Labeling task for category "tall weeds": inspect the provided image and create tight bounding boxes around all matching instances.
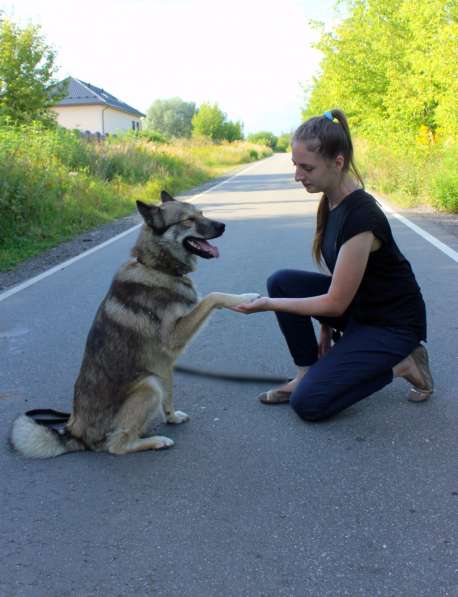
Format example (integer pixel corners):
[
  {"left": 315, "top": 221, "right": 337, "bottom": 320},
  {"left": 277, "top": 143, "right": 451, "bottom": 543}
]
[{"left": 355, "top": 138, "right": 458, "bottom": 212}]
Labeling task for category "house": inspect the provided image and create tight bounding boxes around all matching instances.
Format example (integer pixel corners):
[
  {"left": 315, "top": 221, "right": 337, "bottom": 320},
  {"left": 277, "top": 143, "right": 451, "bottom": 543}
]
[{"left": 51, "top": 77, "right": 145, "bottom": 135}]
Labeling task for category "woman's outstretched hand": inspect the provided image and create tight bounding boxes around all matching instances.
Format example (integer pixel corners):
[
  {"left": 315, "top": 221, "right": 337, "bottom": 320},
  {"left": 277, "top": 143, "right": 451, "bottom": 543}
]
[{"left": 229, "top": 296, "right": 272, "bottom": 314}]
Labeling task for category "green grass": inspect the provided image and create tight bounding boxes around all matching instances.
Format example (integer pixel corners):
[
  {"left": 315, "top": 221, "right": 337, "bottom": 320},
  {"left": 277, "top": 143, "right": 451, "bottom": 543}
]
[
  {"left": 0, "top": 125, "right": 272, "bottom": 271},
  {"left": 355, "top": 138, "right": 458, "bottom": 212}
]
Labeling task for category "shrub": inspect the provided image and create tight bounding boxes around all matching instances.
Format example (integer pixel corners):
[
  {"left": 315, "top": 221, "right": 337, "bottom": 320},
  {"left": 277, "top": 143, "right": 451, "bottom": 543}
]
[
  {"left": 428, "top": 145, "right": 458, "bottom": 212},
  {"left": 275, "top": 133, "right": 291, "bottom": 153},
  {"left": 247, "top": 131, "right": 278, "bottom": 149}
]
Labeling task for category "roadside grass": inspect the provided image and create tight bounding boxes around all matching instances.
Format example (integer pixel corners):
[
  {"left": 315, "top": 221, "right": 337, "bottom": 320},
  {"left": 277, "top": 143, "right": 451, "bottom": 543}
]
[
  {"left": 0, "top": 125, "right": 272, "bottom": 271},
  {"left": 356, "top": 138, "right": 458, "bottom": 212}
]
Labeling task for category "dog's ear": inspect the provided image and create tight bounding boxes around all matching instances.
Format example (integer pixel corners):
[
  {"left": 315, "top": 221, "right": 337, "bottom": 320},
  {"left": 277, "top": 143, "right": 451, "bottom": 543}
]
[
  {"left": 136, "top": 200, "right": 166, "bottom": 233},
  {"left": 161, "top": 190, "right": 175, "bottom": 203},
  {"left": 136, "top": 200, "right": 153, "bottom": 221}
]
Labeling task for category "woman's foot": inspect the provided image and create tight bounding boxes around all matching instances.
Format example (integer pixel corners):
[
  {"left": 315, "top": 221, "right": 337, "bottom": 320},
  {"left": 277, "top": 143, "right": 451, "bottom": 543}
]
[
  {"left": 393, "top": 345, "right": 434, "bottom": 402},
  {"left": 257, "top": 367, "right": 309, "bottom": 404}
]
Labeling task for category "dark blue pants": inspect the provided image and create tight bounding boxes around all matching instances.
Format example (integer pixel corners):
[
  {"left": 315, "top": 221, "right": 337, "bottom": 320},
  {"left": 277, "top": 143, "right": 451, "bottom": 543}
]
[{"left": 267, "top": 269, "right": 420, "bottom": 421}]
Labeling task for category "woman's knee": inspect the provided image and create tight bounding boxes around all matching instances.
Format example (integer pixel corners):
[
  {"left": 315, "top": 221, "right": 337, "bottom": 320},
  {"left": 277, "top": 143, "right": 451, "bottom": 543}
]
[
  {"left": 266, "top": 269, "right": 331, "bottom": 299},
  {"left": 289, "top": 389, "right": 331, "bottom": 422},
  {"left": 266, "top": 269, "right": 291, "bottom": 297}
]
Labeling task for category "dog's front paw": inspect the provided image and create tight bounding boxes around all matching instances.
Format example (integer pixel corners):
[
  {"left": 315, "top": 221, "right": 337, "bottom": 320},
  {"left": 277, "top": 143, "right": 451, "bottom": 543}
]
[
  {"left": 166, "top": 410, "right": 190, "bottom": 424},
  {"left": 225, "top": 293, "right": 261, "bottom": 308},
  {"left": 238, "top": 293, "right": 261, "bottom": 304}
]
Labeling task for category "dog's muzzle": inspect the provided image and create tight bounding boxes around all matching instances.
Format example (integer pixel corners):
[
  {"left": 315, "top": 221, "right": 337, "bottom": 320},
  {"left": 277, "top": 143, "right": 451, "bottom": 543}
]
[{"left": 183, "top": 222, "right": 225, "bottom": 259}]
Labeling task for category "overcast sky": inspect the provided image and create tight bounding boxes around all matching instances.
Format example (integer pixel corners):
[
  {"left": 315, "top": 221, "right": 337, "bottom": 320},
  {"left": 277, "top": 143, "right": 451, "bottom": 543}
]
[{"left": 4, "top": 0, "right": 340, "bottom": 135}]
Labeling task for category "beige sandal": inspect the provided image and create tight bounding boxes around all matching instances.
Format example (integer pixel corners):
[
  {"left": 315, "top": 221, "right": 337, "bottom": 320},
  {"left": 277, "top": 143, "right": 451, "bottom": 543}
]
[
  {"left": 257, "top": 389, "right": 291, "bottom": 404},
  {"left": 405, "top": 344, "right": 434, "bottom": 402}
]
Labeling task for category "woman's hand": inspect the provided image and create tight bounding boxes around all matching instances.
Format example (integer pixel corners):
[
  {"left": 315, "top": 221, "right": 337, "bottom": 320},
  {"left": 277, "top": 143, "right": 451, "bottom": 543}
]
[
  {"left": 318, "top": 324, "right": 332, "bottom": 358},
  {"left": 229, "top": 296, "right": 272, "bottom": 314}
]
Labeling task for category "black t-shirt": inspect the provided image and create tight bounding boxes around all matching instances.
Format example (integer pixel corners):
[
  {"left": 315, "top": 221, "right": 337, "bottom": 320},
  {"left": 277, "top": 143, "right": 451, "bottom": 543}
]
[{"left": 321, "top": 189, "right": 426, "bottom": 341}]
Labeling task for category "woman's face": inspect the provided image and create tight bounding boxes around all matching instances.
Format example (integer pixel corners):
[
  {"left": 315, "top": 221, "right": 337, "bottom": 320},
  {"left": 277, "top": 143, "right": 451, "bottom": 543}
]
[{"left": 292, "top": 140, "right": 343, "bottom": 194}]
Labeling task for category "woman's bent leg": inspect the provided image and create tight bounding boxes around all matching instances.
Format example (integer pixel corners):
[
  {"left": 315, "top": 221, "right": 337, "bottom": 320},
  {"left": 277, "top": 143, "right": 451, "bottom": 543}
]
[
  {"left": 289, "top": 322, "right": 419, "bottom": 421},
  {"left": 267, "top": 269, "right": 344, "bottom": 366}
]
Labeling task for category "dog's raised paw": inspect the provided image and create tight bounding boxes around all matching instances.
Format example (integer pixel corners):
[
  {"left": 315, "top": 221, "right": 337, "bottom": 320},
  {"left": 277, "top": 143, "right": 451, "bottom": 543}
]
[
  {"left": 227, "top": 293, "right": 261, "bottom": 307},
  {"left": 239, "top": 293, "right": 261, "bottom": 303},
  {"left": 166, "top": 410, "right": 190, "bottom": 424}
]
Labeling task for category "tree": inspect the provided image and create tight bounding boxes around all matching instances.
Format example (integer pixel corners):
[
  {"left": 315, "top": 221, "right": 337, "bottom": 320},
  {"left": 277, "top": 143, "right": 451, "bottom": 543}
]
[
  {"left": 144, "top": 97, "right": 196, "bottom": 138},
  {"left": 247, "top": 131, "right": 278, "bottom": 149},
  {"left": 192, "top": 102, "right": 244, "bottom": 142},
  {"left": 276, "top": 133, "right": 291, "bottom": 152},
  {"left": 192, "top": 102, "right": 227, "bottom": 141},
  {"left": 303, "top": 0, "right": 458, "bottom": 144},
  {"left": 222, "top": 119, "right": 244, "bottom": 142},
  {"left": 0, "top": 17, "right": 63, "bottom": 126}
]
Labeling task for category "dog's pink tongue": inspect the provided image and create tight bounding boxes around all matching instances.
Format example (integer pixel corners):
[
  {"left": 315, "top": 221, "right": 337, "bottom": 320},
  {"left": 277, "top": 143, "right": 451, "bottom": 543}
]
[{"left": 199, "top": 240, "right": 219, "bottom": 258}]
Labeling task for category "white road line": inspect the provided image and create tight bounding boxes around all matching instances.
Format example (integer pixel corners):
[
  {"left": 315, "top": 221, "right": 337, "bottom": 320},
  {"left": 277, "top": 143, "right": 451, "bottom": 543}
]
[
  {"left": 0, "top": 158, "right": 267, "bottom": 303},
  {"left": 377, "top": 199, "right": 458, "bottom": 263}
]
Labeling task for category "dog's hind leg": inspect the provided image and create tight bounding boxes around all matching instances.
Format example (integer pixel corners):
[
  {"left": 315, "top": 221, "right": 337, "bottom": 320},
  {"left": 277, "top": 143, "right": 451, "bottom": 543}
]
[
  {"left": 106, "top": 376, "right": 174, "bottom": 455},
  {"left": 163, "top": 369, "right": 189, "bottom": 425}
]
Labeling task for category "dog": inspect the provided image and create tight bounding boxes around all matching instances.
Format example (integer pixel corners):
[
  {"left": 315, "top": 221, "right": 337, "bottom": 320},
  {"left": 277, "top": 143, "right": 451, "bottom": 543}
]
[{"left": 10, "top": 190, "right": 259, "bottom": 458}]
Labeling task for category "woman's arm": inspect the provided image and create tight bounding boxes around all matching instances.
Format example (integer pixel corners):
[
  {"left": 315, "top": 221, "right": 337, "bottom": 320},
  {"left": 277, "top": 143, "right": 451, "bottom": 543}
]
[{"left": 233, "top": 232, "right": 376, "bottom": 316}]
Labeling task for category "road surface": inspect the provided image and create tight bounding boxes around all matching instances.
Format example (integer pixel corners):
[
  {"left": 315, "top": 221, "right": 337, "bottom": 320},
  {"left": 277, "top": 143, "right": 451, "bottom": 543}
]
[{"left": 1, "top": 154, "right": 457, "bottom": 597}]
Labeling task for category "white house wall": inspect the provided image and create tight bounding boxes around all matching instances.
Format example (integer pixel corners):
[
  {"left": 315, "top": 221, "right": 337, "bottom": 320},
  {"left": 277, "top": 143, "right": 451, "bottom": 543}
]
[
  {"left": 51, "top": 105, "right": 142, "bottom": 134},
  {"left": 51, "top": 105, "right": 103, "bottom": 133},
  {"left": 103, "top": 108, "right": 141, "bottom": 134}
]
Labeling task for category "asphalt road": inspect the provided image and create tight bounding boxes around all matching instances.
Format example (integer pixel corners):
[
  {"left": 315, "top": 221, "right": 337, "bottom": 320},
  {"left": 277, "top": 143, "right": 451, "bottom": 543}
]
[{"left": 1, "top": 154, "right": 457, "bottom": 597}]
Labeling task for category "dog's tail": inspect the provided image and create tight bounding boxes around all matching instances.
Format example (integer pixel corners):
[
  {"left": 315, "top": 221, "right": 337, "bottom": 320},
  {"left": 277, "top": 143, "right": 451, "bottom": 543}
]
[{"left": 10, "top": 414, "right": 86, "bottom": 459}]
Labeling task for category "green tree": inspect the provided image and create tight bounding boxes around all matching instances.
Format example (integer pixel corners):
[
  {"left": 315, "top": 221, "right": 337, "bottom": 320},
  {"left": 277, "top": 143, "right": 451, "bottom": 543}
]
[
  {"left": 144, "top": 97, "right": 196, "bottom": 138},
  {"left": 0, "top": 17, "right": 63, "bottom": 126},
  {"left": 247, "top": 131, "right": 278, "bottom": 149},
  {"left": 222, "top": 119, "right": 244, "bottom": 142},
  {"left": 275, "top": 133, "right": 291, "bottom": 152},
  {"left": 303, "top": 0, "right": 458, "bottom": 144},
  {"left": 387, "top": 0, "right": 458, "bottom": 142},
  {"left": 192, "top": 102, "right": 227, "bottom": 141},
  {"left": 304, "top": 0, "right": 404, "bottom": 137}
]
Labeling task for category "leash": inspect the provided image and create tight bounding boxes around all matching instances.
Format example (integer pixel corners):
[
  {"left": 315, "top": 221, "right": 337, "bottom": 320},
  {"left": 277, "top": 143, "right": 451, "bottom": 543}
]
[
  {"left": 25, "top": 408, "right": 70, "bottom": 428},
  {"left": 174, "top": 364, "right": 289, "bottom": 384}
]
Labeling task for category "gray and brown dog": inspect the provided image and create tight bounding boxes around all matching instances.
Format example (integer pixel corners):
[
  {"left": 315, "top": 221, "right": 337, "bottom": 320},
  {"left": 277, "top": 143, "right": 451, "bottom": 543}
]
[{"left": 11, "top": 191, "right": 259, "bottom": 457}]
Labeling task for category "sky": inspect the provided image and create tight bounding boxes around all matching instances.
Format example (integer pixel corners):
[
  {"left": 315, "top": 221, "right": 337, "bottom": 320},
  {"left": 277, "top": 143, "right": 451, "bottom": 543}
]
[{"left": 4, "top": 0, "right": 340, "bottom": 135}]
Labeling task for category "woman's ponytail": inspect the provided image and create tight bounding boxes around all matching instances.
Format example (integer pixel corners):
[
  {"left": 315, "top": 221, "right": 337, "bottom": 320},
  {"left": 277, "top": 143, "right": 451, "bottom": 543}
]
[{"left": 293, "top": 108, "right": 364, "bottom": 266}]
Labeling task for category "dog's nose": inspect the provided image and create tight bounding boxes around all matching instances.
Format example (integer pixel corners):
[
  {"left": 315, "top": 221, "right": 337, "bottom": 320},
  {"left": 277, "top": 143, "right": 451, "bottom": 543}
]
[{"left": 215, "top": 222, "right": 225, "bottom": 234}]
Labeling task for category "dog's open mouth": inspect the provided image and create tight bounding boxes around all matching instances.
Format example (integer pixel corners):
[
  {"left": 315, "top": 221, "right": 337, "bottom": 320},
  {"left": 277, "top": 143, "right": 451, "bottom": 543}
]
[{"left": 183, "top": 237, "right": 220, "bottom": 259}]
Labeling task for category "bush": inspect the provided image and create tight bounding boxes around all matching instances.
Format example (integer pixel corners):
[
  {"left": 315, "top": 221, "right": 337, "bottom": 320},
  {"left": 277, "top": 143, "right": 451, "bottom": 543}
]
[
  {"left": 428, "top": 145, "right": 458, "bottom": 212},
  {"left": 275, "top": 133, "right": 291, "bottom": 153},
  {"left": 121, "top": 129, "right": 169, "bottom": 144},
  {"left": 355, "top": 137, "right": 458, "bottom": 211},
  {"left": 247, "top": 131, "right": 278, "bottom": 149}
]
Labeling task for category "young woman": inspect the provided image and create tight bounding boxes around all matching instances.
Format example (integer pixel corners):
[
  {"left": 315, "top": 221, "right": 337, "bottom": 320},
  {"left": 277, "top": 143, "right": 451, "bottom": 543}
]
[{"left": 232, "top": 109, "right": 433, "bottom": 421}]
